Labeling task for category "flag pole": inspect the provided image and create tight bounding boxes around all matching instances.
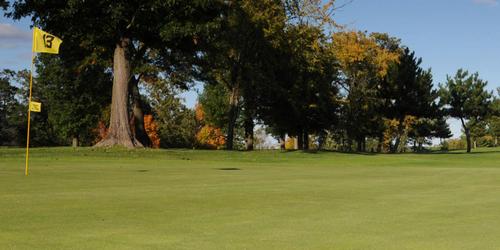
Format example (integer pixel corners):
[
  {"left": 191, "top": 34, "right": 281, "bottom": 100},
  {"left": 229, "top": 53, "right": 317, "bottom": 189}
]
[{"left": 25, "top": 30, "right": 35, "bottom": 176}]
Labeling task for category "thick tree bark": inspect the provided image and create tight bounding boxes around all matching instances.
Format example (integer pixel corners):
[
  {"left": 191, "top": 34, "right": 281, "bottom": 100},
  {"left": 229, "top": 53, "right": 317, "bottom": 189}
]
[
  {"left": 303, "top": 131, "right": 309, "bottom": 150},
  {"left": 460, "top": 118, "right": 472, "bottom": 153},
  {"left": 465, "top": 129, "right": 472, "bottom": 153},
  {"left": 130, "top": 76, "right": 151, "bottom": 147},
  {"left": 244, "top": 117, "right": 254, "bottom": 151},
  {"left": 95, "top": 37, "right": 142, "bottom": 148},
  {"left": 226, "top": 77, "right": 240, "bottom": 150}
]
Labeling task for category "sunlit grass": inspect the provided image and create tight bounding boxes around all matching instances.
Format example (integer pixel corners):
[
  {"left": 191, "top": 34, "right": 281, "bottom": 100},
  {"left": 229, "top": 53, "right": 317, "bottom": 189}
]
[{"left": 1, "top": 147, "right": 499, "bottom": 249}]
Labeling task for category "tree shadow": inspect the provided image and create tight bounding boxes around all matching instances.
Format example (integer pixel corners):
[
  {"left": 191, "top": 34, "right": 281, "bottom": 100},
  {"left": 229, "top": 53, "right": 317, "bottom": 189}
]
[
  {"left": 277, "top": 148, "right": 500, "bottom": 156},
  {"left": 418, "top": 149, "right": 500, "bottom": 155}
]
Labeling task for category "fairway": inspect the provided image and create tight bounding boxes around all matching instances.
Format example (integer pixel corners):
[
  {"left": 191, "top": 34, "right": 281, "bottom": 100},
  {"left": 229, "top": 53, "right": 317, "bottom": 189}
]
[{"left": 1, "top": 148, "right": 500, "bottom": 249}]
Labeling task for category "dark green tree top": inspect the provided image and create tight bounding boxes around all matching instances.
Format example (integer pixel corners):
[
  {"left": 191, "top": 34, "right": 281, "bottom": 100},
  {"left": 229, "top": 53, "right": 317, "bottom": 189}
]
[
  {"left": 439, "top": 69, "right": 493, "bottom": 123},
  {"left": 6, "top": 0, "right": 224, "bottom": 72}
]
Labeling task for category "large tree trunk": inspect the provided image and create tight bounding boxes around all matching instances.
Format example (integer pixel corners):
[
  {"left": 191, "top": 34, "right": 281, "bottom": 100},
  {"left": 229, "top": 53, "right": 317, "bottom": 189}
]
[
  {"left": 303, "top": 131, "right": 309, "bottom": 150},
  {"left": 297, "top": 130, "right": 304, "bottom": 150},
  {"left": 465, "top": 129, "right": 472, "bottom": 153},
  {"left": 279, "top": 133, "right": 286, "bottom": 150},
  {"left": 226, "top": 76, "right": 240, "bottom": 150},
  {"left": 392, "top": 118, "right": 405, "bottom": 153},
  {"left": 95, "top": 37, "right": 142, "bottom": 148},
  {"left": 357, "top": 136, "right": 363, "bottom": 152},
  {"left": 460, "top": 118, "right": 472, "bottom": 153},
  {"left": 317, "top": 131, "right": 326, "bottom": 151},
  {"left": 244, "top": 116, "right": 254, "bottom": 151},
  {"left": 130, "top": 76, "right": 151, "bottom": 147},
  {"left": 377, "top": 134, "right": 383, "bottom": 153}
]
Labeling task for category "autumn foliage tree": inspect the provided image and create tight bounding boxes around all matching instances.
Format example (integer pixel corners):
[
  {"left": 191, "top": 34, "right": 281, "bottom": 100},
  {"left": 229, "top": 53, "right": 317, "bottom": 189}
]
[
  {"left": 194, "top": 104, "right": 226, "bottom": 149},
  {"left": 332, "top": 31, "right": 400, "bottom": 151}
]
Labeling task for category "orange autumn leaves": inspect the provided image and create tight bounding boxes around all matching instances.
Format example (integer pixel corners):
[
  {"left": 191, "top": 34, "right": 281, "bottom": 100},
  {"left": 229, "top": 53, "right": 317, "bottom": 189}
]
[
  {"left": 332, "top": 31, "right": 400, "bottom": 79},
  {"left": 94, "top": 114, "right": 160, "bottom": 148},
  {"left": 195, "top": 104, "right": 226, "bottom": 149},
  {"left": 144, "top": 114, "right": 160, "bottom": 148}
]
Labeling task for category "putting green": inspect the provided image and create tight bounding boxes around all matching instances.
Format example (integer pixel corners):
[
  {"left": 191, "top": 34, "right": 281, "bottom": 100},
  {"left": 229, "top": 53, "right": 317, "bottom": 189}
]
[{"left": 1, "top": 147, "right": 499, "bottom": 249}]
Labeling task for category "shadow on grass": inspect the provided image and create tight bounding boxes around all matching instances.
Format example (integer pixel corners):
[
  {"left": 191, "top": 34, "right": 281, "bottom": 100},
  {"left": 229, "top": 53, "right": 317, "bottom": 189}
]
[
  {"left": 277, "top": 148, "right": 500, "bottom": 156},
  {"left": 419, "top": 149, "right": 500, "bottom": 155},
  {"left": 217, "top": 168, "right": 241, "bottom": 171}
]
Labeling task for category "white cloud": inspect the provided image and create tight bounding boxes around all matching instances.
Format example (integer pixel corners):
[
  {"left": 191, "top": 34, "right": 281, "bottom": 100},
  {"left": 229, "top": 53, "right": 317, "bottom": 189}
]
[
  {"left": 0, "top": 23, "right": 31, "bottom": 49},
  {"left": 473, "top": 0, "right": 499, "bottom": 6},
  {"left": 0, "top": 23, "right": 31, "bottom": 40}
]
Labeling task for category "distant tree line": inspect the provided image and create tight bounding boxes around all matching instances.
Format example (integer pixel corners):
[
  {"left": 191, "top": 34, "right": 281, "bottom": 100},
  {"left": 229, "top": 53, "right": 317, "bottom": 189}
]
[{"left": 1, "top": 0, "right": 498, "bottom": 153}]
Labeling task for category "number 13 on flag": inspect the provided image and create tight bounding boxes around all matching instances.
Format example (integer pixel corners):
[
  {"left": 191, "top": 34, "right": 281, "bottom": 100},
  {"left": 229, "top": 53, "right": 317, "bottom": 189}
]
[
  {"left": 25, "top": 28, "right": 62, "bottom": 176},
  {"left": 32, "top": 28, "right": 62, "bottom": 54}
]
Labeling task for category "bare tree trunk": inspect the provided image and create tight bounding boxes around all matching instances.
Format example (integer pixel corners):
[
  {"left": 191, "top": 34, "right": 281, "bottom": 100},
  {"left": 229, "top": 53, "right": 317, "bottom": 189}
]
[
  {"left": 357, "top": 136, "right": 366, "bottom": 152},
  {"left": 318, "top": 131, "right": 326, "bottom": 151},
  {"left": 297, "top": 130, "right": 304, "bottom": 150},
  {"left": 72, "top": 136, "right": 78, "bottom": 148},
  {"left": 465, "top": 129, "right": 472, "bottom": 153},
  {"left": 460, "top": 118, "right": 472, "bottom": 153},
  {"left": 377, "top": 134, "right": 383, "bottom": 153},
  {"left": 392, "top": 118, "right": 405, "bottom": 153},
  {"left": 279, "top": 133, "right": 286, "bottom": 150},
  {"left": 95, "top": 37, "right": 142, "bottom": 148},
  {"left": 226, "top": 79, "right": 240, "bottom": 150},
  {"left": 303, "top": 131, "right": 309, "bottom": 150},
  {"left": 130, "top": 76, "right": 151, "bottom": 147},
  {"left": 244, "top": 117, "right": 254, "bottom": 151}
]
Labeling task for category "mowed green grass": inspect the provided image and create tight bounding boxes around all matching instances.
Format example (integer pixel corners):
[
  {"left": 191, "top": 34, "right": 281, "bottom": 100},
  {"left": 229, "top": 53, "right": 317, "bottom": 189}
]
[{"left": 1, "top": 147, "right": 500, "bottom": 250}]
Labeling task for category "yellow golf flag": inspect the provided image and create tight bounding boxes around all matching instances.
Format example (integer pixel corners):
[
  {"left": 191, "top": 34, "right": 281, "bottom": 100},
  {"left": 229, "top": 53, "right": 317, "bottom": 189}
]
[
  {"left": 32, "top": 28, "right": 62, "bottom": 54},
  {"left": 29, "top": 101, "right": 42, "bottom": 112}
]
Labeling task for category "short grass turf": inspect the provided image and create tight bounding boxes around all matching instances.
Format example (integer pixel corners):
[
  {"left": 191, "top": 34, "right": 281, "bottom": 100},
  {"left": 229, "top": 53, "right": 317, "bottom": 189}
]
[{"left": 1, "top": 147, "right": 500, "bottom": 250}]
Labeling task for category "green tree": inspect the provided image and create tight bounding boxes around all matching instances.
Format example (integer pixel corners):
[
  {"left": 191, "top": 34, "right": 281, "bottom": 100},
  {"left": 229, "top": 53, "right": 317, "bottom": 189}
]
[
  {"left": 202, "top": 0, "right": 286, "bottom": 150},
  {"left": 198, "top": 82, "right": 231, "bottom": 131},
  {"left": 1, "top": 69, "right": 59, "bottom": 146},
  {"left": 0, "top": 70, "right": 20, "bottom": 145},
  {"left": 146, "top": 79, "right": 197, "bottom": 148},
  {"left": 6, "top": 0, "right": 224, "bottom": 148},
  {"left": 35, "top": 55, "right": 112, "bottom": 146},
  {"left": 439, "top": 69, "right": 493, "bottom": 153},
  {"left": 332, "top": 31, "right": 400, "bottom": 151},
  {"left": 381, "top": 48, "right": 440, "bottom": 152},
  {"left": 468, "top": 119, "right": 488, "bottom": 149},
  {"left": 486, "top": 91, "right": 500, "bottom": 146}
]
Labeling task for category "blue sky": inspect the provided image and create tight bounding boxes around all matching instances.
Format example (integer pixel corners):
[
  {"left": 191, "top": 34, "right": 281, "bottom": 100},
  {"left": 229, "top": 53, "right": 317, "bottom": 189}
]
[
  {"left": 1, "top": 0, "right": 499, "bottom": 138},
  {"left": 334, "top": 0, "right": 500, "bottom": 138}
]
